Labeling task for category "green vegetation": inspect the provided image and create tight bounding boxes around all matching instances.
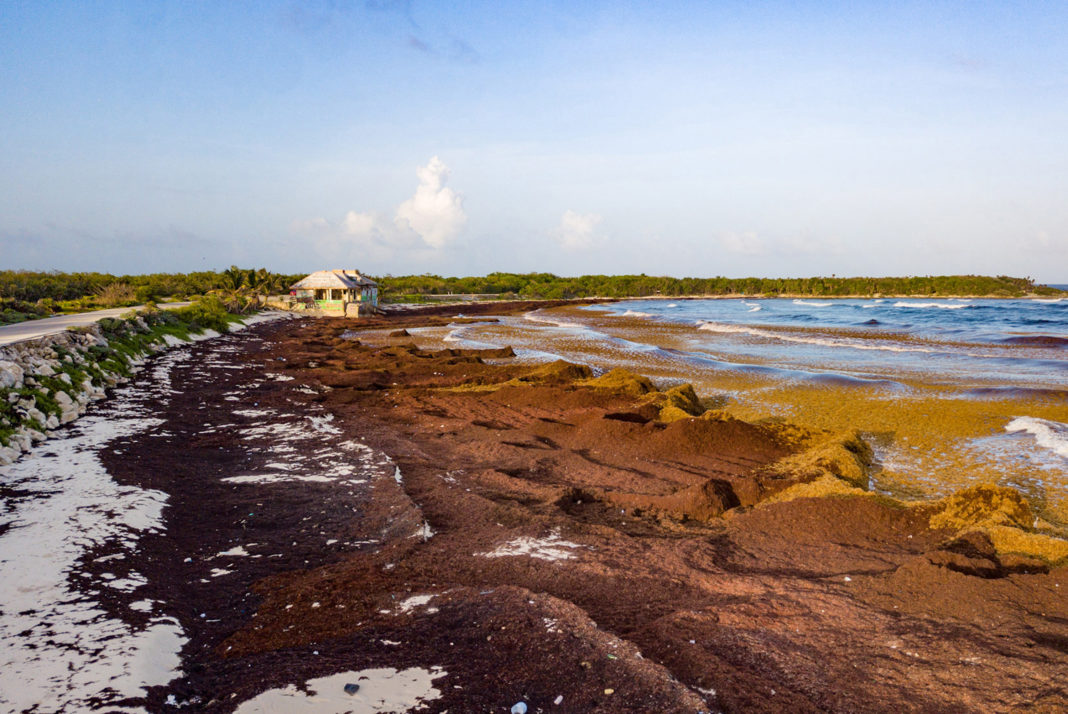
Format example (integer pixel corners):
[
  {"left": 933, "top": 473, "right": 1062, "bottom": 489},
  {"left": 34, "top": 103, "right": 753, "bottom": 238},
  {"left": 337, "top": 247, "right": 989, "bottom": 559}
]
[
  {"left": 0, "top": 299, "right": 243, "bottom": 447},
  {"left": 0, "top": 267, "right": 303, "bottom": 324},
  {"left": 2, "top": 269, "right": 1061, "bottom": 322},
  {"left": 375, "top": 273, "right": 1063, "bottom": 301}
]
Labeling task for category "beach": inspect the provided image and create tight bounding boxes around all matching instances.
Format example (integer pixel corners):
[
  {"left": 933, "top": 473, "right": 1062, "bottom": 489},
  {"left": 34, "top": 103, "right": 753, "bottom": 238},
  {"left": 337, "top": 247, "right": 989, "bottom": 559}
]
[{"left": 1, "top": 303, "right": 1066, "bottom": 712}]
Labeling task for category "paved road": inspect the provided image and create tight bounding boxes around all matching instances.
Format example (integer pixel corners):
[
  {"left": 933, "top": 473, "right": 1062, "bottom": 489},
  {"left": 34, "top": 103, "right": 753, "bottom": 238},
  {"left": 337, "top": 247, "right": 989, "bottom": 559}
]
[{"left": 0, "top": 303, "right": 191, "bottom": 347}]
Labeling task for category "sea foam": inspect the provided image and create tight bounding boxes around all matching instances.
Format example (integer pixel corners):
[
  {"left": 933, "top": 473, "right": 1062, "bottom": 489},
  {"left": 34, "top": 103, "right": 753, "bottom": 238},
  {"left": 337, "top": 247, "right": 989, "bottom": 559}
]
[
  {"left": 793, "top": 300, "right": 833, "bottom": 307},
  {"left": 695, "top": 321, "right": 933, "bottom": 354},
  {"left": 893, "top": 301, "right": 968, "bottom": 310},
  {"left": 1005, "top": 417, "right": 1068, "bottom": 459}
]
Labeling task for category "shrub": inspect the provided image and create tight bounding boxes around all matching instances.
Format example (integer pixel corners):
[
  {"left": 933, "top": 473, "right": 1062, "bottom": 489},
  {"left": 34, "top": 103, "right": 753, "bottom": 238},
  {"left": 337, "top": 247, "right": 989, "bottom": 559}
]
[
  {"left": 93, "top": 282, "right": 137, "bottom": 308},
  {"left": 170, "top": 297, "right": 234, "bottom": 333}
]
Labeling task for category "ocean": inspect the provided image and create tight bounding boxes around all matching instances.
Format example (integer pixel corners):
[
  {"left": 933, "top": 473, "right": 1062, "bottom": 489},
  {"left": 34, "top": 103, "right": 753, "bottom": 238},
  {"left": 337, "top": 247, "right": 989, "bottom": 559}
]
[
  {"left": 592, "top": 297, "right": 1068, "bottom": 390},
  {"left": 422, "top": 297, "right": 1068, "bottom": 522}
]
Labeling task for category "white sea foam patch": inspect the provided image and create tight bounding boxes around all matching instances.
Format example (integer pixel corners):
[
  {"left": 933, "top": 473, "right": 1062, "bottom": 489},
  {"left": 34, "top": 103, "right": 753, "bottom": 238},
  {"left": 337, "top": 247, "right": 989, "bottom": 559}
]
[
  {"left": 234, "top": 667, "right": 446, "bottom": 714},
  {"left": 478, "top": 532, "right": 584, "bottom": 561},
  {"left": 620, "top": 309, "right": 651, "bottom": 317},
  {"left": 1034, "top": 298, "right": 1064, "bottom": 304},
  {"left": 523, "top": 312, "right": 584, "bottom": 329},
  {"left": 695, "top": 321, "right": 934, "bottom": 354},
  {"left": 743, "top": 302, "right": 762, "bottom": 312},
  {"left": 1005, "top": 417, "right": 1068, "bottom": 459},
  {"left": 892, "top": 301, "right": 967, "bottom": 310},
  {"left": 793, "top": 299, "right": 833, "bottom": 307},
  {"left": 0, "top": 415, "right": 187, "bottom": 713},
  {"left": 441, "top": 327, "right": 500, "bottom": 350}
]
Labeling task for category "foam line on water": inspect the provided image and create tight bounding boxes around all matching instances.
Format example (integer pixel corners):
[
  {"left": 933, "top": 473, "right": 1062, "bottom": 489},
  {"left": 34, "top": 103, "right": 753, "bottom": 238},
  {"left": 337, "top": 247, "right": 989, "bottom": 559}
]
[
  {"left": 1005, "top": 416, "right": 1068, "bottom": 459},
  {"left": 892, "top": 301, "right": 968, "bottom": 310},
  {"left": 696, "top": 320, "right": 935, "bottom": 354}
]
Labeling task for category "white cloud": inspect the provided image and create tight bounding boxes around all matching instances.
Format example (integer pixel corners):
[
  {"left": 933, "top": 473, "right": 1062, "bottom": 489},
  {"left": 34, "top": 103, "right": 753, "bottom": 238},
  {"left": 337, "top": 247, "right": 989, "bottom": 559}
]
[
  {"left": 295, "top": 156, "right": 466, "bottom": 259},
  {"left": 552, "top": 210, "right": 604, "bottom": 251},
  {"left": 719, "top": 231, "right": 767, "bottom": 255},
  {"left": 342, "top": 210, "right": 376, "bottom": 237},
  {"left": 394, "top": 156, "right": 466, "bottom": 249}
]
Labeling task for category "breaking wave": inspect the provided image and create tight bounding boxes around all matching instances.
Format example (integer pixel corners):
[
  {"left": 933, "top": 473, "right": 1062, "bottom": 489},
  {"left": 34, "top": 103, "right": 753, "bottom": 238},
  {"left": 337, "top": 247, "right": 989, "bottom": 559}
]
[
  {"left": 793, "top": 300, "right": 833, "bottom": 307},
  {"left": 1005, "top": 417, "right": 1068, "bottom": 459},
  {"left": 695, "top": 321, "right": 933, "bottom": 354},
  {"left": 893, "top": 302, "right": 968, "bottom": 310}
]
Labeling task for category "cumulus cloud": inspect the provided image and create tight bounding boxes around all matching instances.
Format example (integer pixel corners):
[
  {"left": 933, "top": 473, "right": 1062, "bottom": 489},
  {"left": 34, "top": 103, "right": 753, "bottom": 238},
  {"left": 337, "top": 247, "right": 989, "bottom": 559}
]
[
  {"left": 296, "top": 156, "right": 466, "bottom": 259},
  {"left": 552, "top": 210, "right": 604, "bottom": 251},
  {"left": 719, "top": 231, "right": 768, "bottom": 255},
  {"left": 394, "top": 156, "right": 466, "bottom": 248}
]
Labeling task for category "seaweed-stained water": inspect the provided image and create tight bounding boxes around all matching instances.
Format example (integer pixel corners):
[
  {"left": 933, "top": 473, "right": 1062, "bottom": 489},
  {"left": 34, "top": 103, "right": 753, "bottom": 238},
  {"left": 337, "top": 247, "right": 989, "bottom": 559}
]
[{"left": 381, "top": 298, "right": 1068, "bottom": 524}]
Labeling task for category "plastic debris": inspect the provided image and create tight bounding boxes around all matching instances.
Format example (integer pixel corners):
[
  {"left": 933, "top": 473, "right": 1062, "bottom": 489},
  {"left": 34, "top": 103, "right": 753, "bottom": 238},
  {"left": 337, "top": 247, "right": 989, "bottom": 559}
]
[
  {"left": 554, "top": 694, "right": 564, "bottom": 705},
  {"left": 344, "top": 683, "right": 360, "bottom": 695},
  {"left": 511, "top": 702, "right": 528, "bottom": 714}
]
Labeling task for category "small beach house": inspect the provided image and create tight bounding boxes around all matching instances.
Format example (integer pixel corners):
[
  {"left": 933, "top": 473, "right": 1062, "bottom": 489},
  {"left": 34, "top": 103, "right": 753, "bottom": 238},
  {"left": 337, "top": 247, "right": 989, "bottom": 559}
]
[{"left": 289, "top": 270, "right": 379, "bottom": 317}]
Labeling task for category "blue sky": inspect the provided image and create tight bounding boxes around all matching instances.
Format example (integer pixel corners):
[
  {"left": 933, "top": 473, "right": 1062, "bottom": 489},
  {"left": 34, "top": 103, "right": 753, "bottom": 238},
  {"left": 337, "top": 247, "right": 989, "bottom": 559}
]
[{"left": 2, "top": 1, "right": 1066, "bottom": 281}]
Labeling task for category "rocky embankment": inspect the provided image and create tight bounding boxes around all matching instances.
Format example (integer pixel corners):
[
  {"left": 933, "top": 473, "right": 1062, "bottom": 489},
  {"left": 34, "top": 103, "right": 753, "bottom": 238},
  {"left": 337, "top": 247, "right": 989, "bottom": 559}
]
[{"left": 0, "top": 308, "right": 265, "bottom": 465}]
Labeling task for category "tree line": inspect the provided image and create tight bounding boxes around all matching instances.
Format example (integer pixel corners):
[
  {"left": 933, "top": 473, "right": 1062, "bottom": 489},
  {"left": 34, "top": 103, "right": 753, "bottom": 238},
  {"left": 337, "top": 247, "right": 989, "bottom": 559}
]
[
  {"left": 1, "top": 270, "right": 1061, "bottom": 322},
  {"left": 375, "top": 273, "right": 1062, "bottom": 300},
  {"left": 0, "top": 267, "right": 305, "bottom": 325}
]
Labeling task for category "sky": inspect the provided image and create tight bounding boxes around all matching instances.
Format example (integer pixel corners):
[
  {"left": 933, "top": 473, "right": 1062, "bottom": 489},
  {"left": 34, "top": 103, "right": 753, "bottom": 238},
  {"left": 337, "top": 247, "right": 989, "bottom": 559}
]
[{"left": 1, "top": 1, "right": 1066, "bottom": 281}]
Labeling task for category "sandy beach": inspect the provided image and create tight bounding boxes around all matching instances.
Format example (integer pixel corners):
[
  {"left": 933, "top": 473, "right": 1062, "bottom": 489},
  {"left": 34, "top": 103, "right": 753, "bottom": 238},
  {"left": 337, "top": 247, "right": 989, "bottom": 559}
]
[{"left": 2, "top": 304, "right": 1066, "bottom": 713}]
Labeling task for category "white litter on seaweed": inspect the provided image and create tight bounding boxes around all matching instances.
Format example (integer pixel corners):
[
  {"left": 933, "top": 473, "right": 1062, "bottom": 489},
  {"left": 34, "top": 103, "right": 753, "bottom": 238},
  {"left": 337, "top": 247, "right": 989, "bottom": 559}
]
[{"left": 397, "top": 594, "right": 436, "bottom": 613}]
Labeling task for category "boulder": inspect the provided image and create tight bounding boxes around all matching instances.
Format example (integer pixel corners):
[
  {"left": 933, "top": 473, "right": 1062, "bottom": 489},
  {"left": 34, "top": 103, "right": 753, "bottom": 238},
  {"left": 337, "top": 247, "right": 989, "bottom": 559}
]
[
  {"left": 26, "top": 407, "right": 48, "bottom": 426},
  {"left": 0, "top": 360, "right": 24, "bottom": 389}
]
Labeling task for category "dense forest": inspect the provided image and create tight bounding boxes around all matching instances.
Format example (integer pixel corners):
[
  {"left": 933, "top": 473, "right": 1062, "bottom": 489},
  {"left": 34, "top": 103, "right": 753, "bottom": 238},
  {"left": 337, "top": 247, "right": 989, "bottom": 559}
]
[
  {"left": 0, "top": 270, "right": 1062, "bottom": 324},
  {"left": 374, "top": 273, "right": 1063, "bottom": 301}
]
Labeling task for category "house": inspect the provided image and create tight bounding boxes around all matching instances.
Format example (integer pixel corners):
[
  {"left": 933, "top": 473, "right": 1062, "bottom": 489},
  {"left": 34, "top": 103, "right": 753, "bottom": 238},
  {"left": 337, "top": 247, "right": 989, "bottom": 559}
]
[{"left": 288, "top": 270, "right": 379, "bottom": 317}]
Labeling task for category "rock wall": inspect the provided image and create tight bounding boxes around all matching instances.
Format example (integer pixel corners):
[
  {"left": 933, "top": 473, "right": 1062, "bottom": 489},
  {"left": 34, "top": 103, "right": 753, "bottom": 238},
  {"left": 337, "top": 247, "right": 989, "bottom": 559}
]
[{"left": 0, "top": 312, "right": 224, "bottom": 465}]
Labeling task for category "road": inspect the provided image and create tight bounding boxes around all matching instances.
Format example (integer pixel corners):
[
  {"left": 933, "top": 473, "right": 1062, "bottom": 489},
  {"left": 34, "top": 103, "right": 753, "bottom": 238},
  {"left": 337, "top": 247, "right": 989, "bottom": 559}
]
[{"left": 0, "top": 303, "right": 191, "bottom": 346}]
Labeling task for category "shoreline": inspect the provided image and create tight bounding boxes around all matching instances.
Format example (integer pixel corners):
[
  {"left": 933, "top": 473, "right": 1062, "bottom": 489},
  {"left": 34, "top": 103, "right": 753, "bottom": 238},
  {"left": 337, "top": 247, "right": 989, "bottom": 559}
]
[
  {"left": 380, "top": 293, "right": 1064, "bottom": 310},
  {"left": 226, "top": 317, "right": 1065, "bottom": 710},
  {"left": 2, "top": 314, "right": 1066, "bottom": 712}
]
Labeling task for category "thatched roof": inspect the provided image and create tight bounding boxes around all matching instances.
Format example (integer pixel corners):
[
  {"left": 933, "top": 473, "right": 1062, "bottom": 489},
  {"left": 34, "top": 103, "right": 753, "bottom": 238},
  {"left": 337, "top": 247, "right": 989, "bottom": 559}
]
[{"left": 290, "top": 270, "right": 378, "bottom": 290}]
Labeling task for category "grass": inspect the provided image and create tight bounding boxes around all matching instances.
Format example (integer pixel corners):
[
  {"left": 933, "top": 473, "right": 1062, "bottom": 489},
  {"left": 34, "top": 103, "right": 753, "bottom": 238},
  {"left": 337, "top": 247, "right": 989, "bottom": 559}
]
[{"left": 0, "top": 299, "right": 244, "bottom": 447}]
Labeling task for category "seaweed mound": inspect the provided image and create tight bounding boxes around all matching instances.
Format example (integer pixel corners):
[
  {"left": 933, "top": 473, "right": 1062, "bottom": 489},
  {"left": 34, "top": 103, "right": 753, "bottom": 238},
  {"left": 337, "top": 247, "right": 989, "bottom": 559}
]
[
  {"left": 928, "top": 484, "right": 1068, "bottom": 564},
  {"left": 519, "top": 360, "right": 593, "bottom": 384},
  {"left": 928, "top": 484, "right": 1033, "bottom": 531},
  {"left": 583, "top": 368, "right": 655, "bottom": 396},
  {"left": 758, "top": 429, "right": 874, "bottom": 489}
]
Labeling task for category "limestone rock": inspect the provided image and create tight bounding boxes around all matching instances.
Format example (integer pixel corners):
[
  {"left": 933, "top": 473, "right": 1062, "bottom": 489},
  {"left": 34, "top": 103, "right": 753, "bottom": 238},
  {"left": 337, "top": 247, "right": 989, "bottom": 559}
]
[{"left": 0, "top": 360, "right": 24, "bottom": 389}]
